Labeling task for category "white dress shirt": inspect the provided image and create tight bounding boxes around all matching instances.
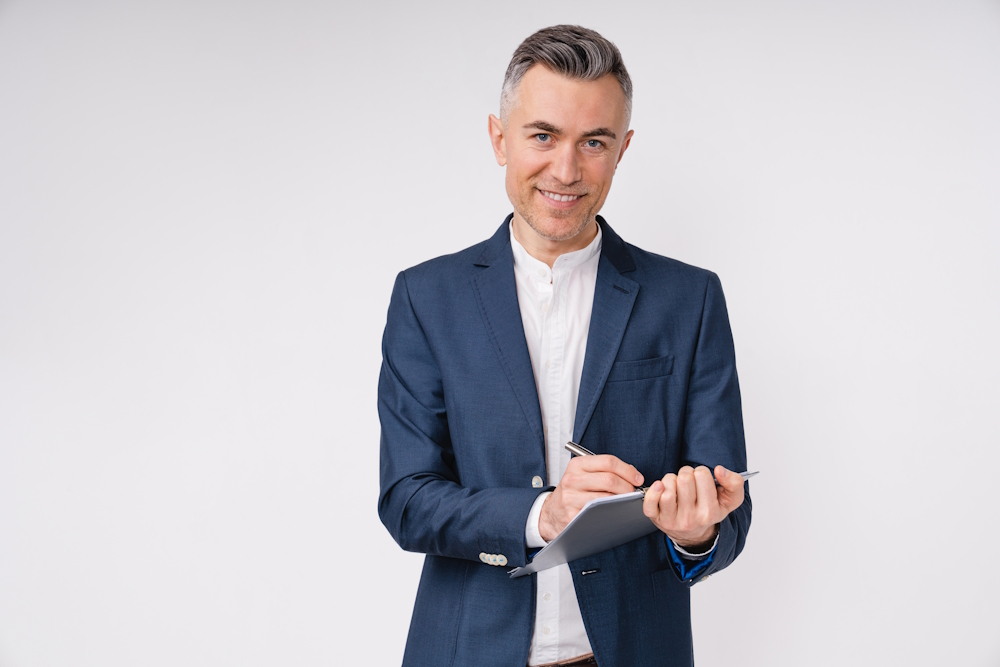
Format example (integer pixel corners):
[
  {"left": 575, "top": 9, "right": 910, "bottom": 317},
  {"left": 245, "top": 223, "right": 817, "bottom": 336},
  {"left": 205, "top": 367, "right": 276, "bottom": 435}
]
[
  {"left": 511, "top": 224, "right": 601, "bottom": 665},
  {"left": 512, "top": 223, "right": 718, "bottom": 665}
]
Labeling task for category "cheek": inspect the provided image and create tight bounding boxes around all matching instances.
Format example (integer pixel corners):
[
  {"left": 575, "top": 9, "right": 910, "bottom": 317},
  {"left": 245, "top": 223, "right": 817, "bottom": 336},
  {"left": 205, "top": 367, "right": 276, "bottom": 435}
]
[
  {"left": 506, "top": 171, "right": 534, "bottom": 200},
  {"left": 588, "top": 163, "right": 617, "bottom": 194},
  {"left": 507, "top": 151, "right": 546, "bottom": 187},
  {"left": 504, "top": 165, "right": 522, "bottom": 197},
  {"left": 504, "top": 165, "right": 529, "bottom": 206}
]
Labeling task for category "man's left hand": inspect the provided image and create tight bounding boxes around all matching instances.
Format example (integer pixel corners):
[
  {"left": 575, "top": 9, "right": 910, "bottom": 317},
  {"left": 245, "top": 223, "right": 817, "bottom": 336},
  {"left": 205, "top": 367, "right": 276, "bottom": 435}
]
[{"left": 641, "top": 465, "right": 745, "bottom": 550}]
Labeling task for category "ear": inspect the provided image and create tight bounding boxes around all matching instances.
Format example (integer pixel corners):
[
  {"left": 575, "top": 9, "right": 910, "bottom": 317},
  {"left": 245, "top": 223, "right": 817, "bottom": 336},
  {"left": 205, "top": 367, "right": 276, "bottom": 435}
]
[
  {"left": 488, "top": 114, "right": 507, "bottom": 166},
  {"left": 615, "top": 129, "right": 634, "bottom": 169}
]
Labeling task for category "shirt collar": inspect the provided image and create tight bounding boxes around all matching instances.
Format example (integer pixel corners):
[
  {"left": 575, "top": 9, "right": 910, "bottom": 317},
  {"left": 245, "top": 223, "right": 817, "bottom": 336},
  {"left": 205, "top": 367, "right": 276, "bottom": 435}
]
[{"left": 509, "top": 221, "right": 603, "bottom": 276}]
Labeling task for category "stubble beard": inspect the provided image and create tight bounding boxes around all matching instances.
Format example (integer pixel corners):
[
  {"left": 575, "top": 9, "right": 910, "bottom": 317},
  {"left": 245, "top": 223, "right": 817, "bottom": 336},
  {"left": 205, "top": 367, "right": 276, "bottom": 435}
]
[{"left": 519, "top": 192, "right": 597, "bottom": 243}]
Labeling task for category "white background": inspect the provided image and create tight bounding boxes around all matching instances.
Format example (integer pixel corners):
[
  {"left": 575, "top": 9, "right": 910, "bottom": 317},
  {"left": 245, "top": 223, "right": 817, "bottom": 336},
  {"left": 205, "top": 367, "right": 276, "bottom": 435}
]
[{"left": 2, "top": 1, "right": 998, "bottom": 665}]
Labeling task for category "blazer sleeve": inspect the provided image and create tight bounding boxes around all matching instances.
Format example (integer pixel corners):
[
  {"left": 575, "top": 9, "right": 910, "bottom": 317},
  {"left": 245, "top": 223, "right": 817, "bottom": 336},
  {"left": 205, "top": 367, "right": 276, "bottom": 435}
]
[
  {"left": 676, "top": 272, "right": 752, "bottom": 584},
  {"left": 377, "top": 271, "right": 544, "bottom": 568}
]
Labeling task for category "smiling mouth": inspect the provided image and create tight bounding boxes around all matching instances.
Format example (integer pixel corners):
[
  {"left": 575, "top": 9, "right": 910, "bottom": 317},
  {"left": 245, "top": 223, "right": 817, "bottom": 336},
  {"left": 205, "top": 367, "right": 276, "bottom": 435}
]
[{"left": 539, "top": 189, "right": 583, "bottom": 203}]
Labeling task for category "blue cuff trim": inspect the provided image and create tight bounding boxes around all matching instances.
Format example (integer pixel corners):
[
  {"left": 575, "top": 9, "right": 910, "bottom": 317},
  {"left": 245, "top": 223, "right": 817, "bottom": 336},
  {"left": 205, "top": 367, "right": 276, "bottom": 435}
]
[{"left": 665, "top": 535, "right": 716, "bottom": 581}]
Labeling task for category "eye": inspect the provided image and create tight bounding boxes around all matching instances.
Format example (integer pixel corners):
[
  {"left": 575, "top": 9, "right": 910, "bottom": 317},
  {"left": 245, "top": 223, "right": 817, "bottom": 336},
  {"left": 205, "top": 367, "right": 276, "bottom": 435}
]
[
  {"left": 535, "top": 133, "right": 551, "bottom": 142},
  {"left": 585, "top": 139, "right": 605, "bottom": 149}
]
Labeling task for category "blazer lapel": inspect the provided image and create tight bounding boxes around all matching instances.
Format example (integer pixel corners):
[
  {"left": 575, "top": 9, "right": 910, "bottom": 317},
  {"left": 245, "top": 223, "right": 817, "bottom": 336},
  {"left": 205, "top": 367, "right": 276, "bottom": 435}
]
[
  {"left": 573, "top": 218, "right": 639, "bottom": 442},
  {"left": 471, "top": 217, "right": 545, "bottom": 452}
]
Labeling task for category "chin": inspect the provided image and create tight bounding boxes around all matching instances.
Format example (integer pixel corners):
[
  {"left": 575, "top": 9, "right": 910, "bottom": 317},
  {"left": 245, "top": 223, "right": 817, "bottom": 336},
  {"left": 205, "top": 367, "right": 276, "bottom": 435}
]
[{"left": 531, "top": 215, "right": 592, "bottom": 242}]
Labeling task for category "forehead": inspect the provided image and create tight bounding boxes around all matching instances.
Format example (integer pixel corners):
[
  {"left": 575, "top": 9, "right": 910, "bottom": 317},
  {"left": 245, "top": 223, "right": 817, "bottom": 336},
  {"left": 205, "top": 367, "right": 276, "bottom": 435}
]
[{"left": 511, "top": 64, "right": 627, "bottom": 132}]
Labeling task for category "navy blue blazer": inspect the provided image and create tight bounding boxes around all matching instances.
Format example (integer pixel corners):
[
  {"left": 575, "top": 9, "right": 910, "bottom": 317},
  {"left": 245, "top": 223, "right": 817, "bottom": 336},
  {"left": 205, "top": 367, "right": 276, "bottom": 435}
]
[{"left": 378, "top": 216, "right": 751, "bottom": 667}]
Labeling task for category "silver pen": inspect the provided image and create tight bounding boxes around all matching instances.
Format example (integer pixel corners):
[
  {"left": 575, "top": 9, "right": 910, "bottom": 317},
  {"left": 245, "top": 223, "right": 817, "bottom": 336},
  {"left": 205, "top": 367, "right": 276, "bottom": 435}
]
[{"left": 565, "top": 441, "right": 759, "bottom": 495}]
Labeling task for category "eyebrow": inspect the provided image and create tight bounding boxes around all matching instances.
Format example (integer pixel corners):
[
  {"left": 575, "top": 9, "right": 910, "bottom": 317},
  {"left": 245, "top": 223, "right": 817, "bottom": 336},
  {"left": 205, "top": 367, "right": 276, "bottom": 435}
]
[
  {"left": 523, "top": 121, "right": 561, "bottom": 134},
  {"left": 522, "top": 121, "right": 616, "bottom": 140},
  {"left": 581, "top": 127, "right": 617, "bottom": 140}
]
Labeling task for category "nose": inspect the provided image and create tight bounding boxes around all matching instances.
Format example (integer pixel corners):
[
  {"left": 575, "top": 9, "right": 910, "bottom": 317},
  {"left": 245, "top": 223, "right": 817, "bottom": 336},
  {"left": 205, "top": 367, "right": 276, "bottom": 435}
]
[{"left": 550, "top": 141, "right": 582, "bottom": 186}]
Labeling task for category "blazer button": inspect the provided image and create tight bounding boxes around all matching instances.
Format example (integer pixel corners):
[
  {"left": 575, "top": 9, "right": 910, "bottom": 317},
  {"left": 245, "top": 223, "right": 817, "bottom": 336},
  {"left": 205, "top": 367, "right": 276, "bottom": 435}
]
[
  {"left": 532, "top": 476, "right": 544, "bottom": 488},
  {"left": 498, "top": 555, "right": 507, "bottom": 566}
]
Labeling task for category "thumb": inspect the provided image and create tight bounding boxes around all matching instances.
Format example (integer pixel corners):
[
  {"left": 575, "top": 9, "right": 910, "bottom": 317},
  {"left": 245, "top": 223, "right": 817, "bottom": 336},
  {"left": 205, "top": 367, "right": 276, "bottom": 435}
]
[
  {"left": 714, "top": 465, "right": 742, "bottom": 488},
  {"left": 715, "top": 465, "right": 745, "bottom": 508}
]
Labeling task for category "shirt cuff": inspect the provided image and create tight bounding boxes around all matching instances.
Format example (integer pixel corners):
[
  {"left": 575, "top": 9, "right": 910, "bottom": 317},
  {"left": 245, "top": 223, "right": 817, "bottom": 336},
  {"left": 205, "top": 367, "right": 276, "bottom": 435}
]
[
  {"left": 525, "top": 491, "right": 551, "bottom": 549},
  {"left": 668, "top": 530, "right": 719, "bottom": 559},
  {"left": 665, "top": 531, "right": 718, "bottom": 581}
]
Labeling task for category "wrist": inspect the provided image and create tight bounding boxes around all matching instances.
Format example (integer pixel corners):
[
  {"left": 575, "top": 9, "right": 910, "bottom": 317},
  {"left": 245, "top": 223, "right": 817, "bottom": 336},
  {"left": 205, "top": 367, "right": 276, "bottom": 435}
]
[
  {"left": 670, "top": 524, "right": 719, "bottom": 551},
  {"left": 525, "top": 491, "right": 551, "bottom": 549},
  {"left": 538, "top": 494, "right": 559, "bottom": 542}
]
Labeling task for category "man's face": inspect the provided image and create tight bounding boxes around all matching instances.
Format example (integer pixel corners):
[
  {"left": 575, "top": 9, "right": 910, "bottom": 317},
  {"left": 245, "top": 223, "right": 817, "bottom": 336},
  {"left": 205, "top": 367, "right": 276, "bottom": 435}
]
[{"left": 489, "top": 65, "right": 633, "bottom": 244}]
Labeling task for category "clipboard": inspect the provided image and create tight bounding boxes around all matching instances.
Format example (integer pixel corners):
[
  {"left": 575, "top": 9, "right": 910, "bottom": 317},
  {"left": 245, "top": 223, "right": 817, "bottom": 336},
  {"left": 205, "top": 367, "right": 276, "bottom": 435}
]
[{"left": 508, "top": 491, "right": 656, "bottom": 578}]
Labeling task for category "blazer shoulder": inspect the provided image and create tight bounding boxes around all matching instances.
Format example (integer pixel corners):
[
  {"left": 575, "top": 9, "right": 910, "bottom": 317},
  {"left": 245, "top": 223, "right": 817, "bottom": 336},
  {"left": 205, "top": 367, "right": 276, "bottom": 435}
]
[
  {"left": 395, "top": 238, "right": 487, "bottom": 300},
  {"left": 626, "top": 242, "right": 720, "bottom": 292}
]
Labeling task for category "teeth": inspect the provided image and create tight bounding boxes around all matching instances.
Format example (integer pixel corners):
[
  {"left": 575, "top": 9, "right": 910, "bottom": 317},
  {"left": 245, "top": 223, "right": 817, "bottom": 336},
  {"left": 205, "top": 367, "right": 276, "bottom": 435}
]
[{"left": 541, "top": 190, "right": 581, "bottom": 203}]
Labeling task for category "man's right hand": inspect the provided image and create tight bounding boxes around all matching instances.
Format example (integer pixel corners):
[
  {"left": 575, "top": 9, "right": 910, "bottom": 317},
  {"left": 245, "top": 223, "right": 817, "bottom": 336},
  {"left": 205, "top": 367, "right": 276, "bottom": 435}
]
[{"left": 538, "top": 454, "right": 644, "bottom": 542}]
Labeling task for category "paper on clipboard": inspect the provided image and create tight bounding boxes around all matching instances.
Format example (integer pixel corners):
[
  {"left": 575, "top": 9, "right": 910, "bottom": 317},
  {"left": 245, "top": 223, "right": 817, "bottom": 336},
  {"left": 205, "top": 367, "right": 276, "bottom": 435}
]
[{"left": 508, "top": 491, "right": 657, "bottom": 578}]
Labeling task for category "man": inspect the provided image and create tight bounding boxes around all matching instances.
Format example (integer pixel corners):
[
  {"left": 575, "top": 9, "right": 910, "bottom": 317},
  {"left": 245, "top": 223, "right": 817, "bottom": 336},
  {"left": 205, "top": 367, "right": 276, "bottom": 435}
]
[{"left": 378, "top": 25, "right": 750, "bottom": 667}]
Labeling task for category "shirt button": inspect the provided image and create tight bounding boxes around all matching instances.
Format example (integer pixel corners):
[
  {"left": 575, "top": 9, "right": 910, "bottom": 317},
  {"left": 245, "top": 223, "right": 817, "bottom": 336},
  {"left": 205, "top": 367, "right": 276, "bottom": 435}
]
[
  {"left": 532, "top": 476, "right": 543, "bottom": 488},
  {"left": 542, "top": 592, "right": 552, "bottom": 601},
  {"left": 537, "top": 269, "right": 546, "bottom": 277},
  {"left": 542, "top": 626, "right": 551, "bottom": 635}
]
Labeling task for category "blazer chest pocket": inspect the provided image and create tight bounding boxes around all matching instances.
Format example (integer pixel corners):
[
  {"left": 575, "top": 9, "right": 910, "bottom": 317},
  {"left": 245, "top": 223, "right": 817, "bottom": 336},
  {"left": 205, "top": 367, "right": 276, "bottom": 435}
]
[{"left": 606, "top": 355, "right": 674, "bottom": 382}]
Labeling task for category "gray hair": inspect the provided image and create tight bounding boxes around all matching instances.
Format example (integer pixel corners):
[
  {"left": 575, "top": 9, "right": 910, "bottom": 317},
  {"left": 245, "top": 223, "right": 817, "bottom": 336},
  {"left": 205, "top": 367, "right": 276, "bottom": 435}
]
[{"left": 500, "top": 25, "right": 633, "bottom": 128}]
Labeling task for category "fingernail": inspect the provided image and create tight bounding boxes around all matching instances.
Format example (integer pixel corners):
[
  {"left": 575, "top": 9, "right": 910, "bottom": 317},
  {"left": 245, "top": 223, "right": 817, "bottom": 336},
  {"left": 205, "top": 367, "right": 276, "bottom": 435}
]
[
  {"left": 653, "top": 481, "right": 663, "bottom": 492},
  {"left": 635, "top": 473, "right": 643, "bottom": 485}
]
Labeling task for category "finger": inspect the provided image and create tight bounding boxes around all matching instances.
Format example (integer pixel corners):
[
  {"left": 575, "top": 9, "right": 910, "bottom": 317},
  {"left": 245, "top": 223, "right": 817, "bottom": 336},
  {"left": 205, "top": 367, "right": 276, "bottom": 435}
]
[
  {"left": 643, "top": 480, "right": 664, "bottom": 518},
  {"left": 675, "top": 466, "right": 696, "bottom": 517},
  {"left": 576, "top": 454, "right": 644, "bottom": 488},
  {"left": 552, "top": 486, "right": 616, "bottom": 525},
  {"left": 564, "top": 466, "right": 636, "bottom": 496},
  {"left": 658, "top": 474, "right": 678, "bottom": 525},
  {"left": 693, "top": 466, "right": 719, "bottom": 521}
]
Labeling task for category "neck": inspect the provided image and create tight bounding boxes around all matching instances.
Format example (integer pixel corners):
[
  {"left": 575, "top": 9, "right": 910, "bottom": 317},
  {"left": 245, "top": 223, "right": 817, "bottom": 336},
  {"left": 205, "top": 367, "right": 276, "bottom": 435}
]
[{"left": 510, "top": 215, "right": 599, "bottom": 268}]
